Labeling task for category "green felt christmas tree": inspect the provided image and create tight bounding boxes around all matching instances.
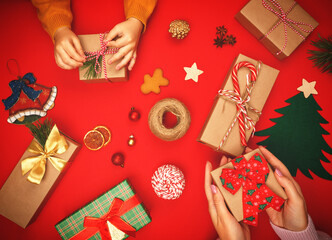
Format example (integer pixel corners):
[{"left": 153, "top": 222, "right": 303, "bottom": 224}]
[{"left": 256, "top": 79, "right": 332, "bottom": 180}]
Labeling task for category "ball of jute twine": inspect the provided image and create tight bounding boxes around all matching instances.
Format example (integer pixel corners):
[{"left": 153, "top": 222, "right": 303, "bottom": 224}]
[{"left": 148, "top": 98, "right": 191, "bottom": 141}]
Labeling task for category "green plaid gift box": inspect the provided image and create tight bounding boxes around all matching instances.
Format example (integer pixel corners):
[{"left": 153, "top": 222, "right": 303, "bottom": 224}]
[{"left": 55, "top": 179, "right": 151, "bottom": 240}]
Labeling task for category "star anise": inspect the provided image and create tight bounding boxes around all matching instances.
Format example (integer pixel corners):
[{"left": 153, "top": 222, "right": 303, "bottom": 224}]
[
  {"left": 224, "top": 35, "right": 237, "bottom": 46},
  {"left": 216, "top": 25, "right": 228, "bottom": 36},
  {"left": 214, "top": 35, "right": 226, "bottom": 48}
]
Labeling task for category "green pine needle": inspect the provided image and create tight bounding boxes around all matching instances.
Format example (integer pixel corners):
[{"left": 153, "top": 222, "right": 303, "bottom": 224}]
[
  {"left": 308, "top": 34, "right": 332, "bottom": 73},
  {"left": 81, "top": 55, "right": 103, "bottom": 79},
  {"left": 25, "top": 119, "right": 53, "bottom": 148}
]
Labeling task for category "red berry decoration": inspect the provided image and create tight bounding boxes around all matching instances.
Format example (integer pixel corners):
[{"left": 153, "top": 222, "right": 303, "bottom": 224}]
[
  {"left": 111, "top": 152, "right": 125, "bottom": 167},
  {"left": 129, "top": 107, "right": 141, "bottom": 121}
]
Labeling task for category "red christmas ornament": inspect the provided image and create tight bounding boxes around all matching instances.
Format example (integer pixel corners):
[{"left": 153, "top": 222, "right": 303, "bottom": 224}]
[
  {"left": 111, "top": 152, "right": 125, "bottom": 167},
  {"left": 129, "top": 107, "right": 141, "bottom": 121}
]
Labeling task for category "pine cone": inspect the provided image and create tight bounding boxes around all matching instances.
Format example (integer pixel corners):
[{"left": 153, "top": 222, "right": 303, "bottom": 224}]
[{"left": 169, "top": 20, "right": 190, "bottom": 39}]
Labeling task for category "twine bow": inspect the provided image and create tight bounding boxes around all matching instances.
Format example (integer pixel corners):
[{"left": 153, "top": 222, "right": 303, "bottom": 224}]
[
  {"left": 84, "top": 33, "right": 119, "bottom": 79},
  {"left": 83, "top": 198, "right": 136, "bottom": 240},
  {"left": 21, "top": 125, "right": 68, "bottom": 184},
  {"left": 262, "top": 0, "right": 314, "bottom": 55},
  {"left": 2, "top": 73, "right": 42, "bottom": 110},
  {"left": 220, "top": 153, "right": 284, "bottom": 226},
  {"left": 218, "top": 61, "right": 261, "bottom": 149}
]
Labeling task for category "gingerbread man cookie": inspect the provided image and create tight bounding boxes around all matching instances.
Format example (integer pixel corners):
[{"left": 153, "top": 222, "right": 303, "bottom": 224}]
[{"left": 141, "top": 68, "right": 169, "bottom": 94}]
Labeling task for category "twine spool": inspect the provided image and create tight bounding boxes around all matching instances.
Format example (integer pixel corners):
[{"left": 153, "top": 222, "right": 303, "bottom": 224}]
[
  {"left": 151, "top": 164, "right": 185, "bottom": 200},
  {"left": 148, "top": 98, "right": 191, "bottom": 141}
]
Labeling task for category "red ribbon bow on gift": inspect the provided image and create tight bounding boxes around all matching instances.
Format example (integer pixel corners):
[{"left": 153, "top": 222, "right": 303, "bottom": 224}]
[
  {"left": 262, "top": 0, "right": 314, "bottom": 55},
  {"left": 220, "top": 153, "right": 284, "bottom": 226},
  {"left": 84, "top": 33, "right": 119, "bottom": 80},
  {"left": 83, "top": 198, "right": 136, "bottom": 240}
]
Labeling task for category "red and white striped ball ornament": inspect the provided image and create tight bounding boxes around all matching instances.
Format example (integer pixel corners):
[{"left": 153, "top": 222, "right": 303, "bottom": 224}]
[{"left": 151, "top": 164, "right": 185, "bottom": 200}]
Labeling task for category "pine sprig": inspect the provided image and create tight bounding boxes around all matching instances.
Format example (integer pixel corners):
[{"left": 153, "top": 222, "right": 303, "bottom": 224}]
[
  {"left": 308, "top": 34, "right": 332, "bottom": 73},
  {"left": 26, "top": 119, "right": 53, "bottom": 148},
  {"left": 81, "top": 55, "right": 103, "bottom": 79}
]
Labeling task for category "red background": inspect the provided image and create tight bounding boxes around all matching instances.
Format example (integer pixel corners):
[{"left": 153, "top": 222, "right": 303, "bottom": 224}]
[{"left": 0, "top": 0, "right": 331, "bottom": 239}]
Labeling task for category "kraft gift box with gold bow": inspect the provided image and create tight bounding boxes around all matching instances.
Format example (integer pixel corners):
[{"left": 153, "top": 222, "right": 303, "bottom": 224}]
[
  {"left": 211, "top": 149, "right": 287, "bottom": 226},
  {"left": 78, "top": 34, "right": 128, "bottom": 83},
  {"left": 197, "top": 54, "right": 279, "bottom": 157},
  {"left": 55, "top": 179, "right": 151, "bottom": 240},
  {"left": 0, "top": 125, "right": 80, "bottom": 228},
  {"left": 235, "top": 0, "right": 318, "bottom": 60}
]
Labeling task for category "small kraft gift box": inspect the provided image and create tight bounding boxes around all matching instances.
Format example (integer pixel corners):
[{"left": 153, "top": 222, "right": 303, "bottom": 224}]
[
  {"left": 211, "top": 148, "right": 287, "bottom": 226},
  {"left": 78, "top": 33, "right": 128, "bottom": 83},
  {"left": 197, "top": 54, "right": 279, "bottom": 157},
  {"left": 235, "top": 0, "right": 319, "bottom": 60},
  {"left": 0, "top": 125, "right": 80, "bottom": 228},
  {"left": 55, "top": 179, "right": 151, "bottom": 240}
]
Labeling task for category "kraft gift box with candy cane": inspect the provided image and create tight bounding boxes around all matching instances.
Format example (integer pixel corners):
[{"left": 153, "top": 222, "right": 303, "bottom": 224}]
[
  {"left": 197, "top": 54, "right": 279, "bottom": 157},
  {"left": 235, "top": 0, "right": 318, "bottom": 60}
]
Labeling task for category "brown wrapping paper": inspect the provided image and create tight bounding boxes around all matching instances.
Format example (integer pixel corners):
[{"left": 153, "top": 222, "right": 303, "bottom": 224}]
[
  {"left": 211, "top": 148, "right": 287, "bottom": 221},
  {"left": 0, "top": 134, "right": 80, "bottom": 228},
  {"left": 78, "top": 34, "right": 128, "bottom": 83},
  {"left": 235, "top": 0, "right": 318, "bottom": 60},
  {"left": 197, "top": 54, "right": 279, "bottom": 157}
]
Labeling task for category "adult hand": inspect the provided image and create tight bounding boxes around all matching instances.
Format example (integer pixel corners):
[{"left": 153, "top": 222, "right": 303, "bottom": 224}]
[
  {"left": 53, "top": 27, "right": 85, "bottom": 70},
  {"left": 104, "top": 18, "right": 143, "bottom": 71},
  {"left": 249, "top": 146, "right": 308, "bottom": 231},
  {"left": 205, "top": 156, "right": 251, "bottom": 240}
]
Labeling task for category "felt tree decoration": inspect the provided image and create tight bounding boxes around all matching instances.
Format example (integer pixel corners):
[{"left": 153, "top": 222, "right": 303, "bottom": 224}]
[{"left": 255, "top": 79, "right": 332, "bottom": 180}]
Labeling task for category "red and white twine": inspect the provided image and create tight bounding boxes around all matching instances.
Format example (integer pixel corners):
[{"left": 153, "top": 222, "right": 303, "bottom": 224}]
[
  {"left": 151, "top": 164, "right": 185, "bottom": 200},
  {"left": 262, "top": 0, "right": 314, "bottom": 55},
  {"left": 84, "top": 33, "right": 119, "bottom": 79},
  {"left": 218, "top": 61, "right": 261, "bottom": 150}
]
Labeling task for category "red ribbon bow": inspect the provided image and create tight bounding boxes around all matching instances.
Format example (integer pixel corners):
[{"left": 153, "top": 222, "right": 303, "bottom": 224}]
[
  {"left": 84, "top": 33, "right": 119, "bottom": 80},
  {"left": 220, "top": 153, "right": 284, "bottom": 226},
  {"left": 83, "top": 198, "right": 136, "bottom": 240}
]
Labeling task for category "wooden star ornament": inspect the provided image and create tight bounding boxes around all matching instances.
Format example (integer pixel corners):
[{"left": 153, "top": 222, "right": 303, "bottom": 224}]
[
  {"left": 297, "top": 79, "right": 318, "bottom": 98},
  {"left": 184, "top": 63, "right": 203, "bottom": 82}
]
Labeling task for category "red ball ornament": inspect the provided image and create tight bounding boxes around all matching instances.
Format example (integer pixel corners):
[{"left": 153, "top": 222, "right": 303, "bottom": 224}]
[
  {"left": 129, "top": 107, "right": 141, "bottom": 121},
  {"left": 111, "top": 152, "right": 125, "bottom": 167}
]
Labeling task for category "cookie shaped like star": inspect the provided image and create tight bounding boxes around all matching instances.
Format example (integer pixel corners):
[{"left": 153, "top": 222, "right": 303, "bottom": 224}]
[
  {"left": 184, "top": 63, "right": 203, "bottom": 82},
  {"left": 297, "top": 79, "right": 318, "bottom": 98}
]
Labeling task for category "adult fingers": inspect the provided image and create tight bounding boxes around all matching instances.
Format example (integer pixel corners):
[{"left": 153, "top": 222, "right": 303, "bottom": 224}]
[
  {"left": 57, "top": 48, "right": 82, "bottom": 68},
  {"left": 220, "top": 155, "right": 228, "bottom": 166},
  {"left": 72, "top": 37, "right": 86, "bottom": 59},
  {"left": 64, "top": 44, "right": 84, "bottom": 64},
  {"left": 274, "top": 169, "right": 303, "bottom": 204},
  {"left": 205, "top": 162, "right": 217, "bottom": 221},
  {"left": 211, "top": 184, "right": 232, "bottom": 219},
  {"left": 245, "top": 147, "right": 253, "bottom": 153},
  {"left": 128, "top": 51, "right": 136, "bottom": 71},
  {"left": 107, "top": 36, "right": 128, "bottom": 48},
  {"left": 104, "top": 26, "right": 120, "bottom": 43}
]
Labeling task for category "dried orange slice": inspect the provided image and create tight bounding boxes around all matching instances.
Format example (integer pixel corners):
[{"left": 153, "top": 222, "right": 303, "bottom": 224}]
[
  {"left": 84, "top": 130, "right": 104, "bottom": 150},
  {"left": 94, "top": 126, "right": 111, "bottom": 146}
]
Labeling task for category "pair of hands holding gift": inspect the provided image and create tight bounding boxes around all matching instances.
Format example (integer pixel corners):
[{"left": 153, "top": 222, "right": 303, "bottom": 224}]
[
  {"left": 205, "top": 146, "right": 308, "bottom": 240},
  {"left": 53, "top": 17, "right": 143, "bottom": 71}
]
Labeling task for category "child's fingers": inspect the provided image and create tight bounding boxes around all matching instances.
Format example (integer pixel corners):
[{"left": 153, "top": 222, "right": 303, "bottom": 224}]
[
  {"left": 57, "top": 48, "right": 82, "bottom": 68},
  {"left": 115, "top": 52, "right": 132, "bottom": 70},
  {"left": 108, "top": 45, "right": 131, "bottom": 64},
  {"left": 104, "top": 26, "right": 120, "bottom": 44},
  {"left": 65, "top": 44, "right": 84, "bottom": 64},
  {"left": 72, "top": 37, "right": 86, "bottom": 59},
  {"left": 55, "top": 54, "right": 72, "bottom": 70},
  {"left": 205, "top": 162, "right": 217, "bottom": 222},
  {"left": 128, "top": 52, "right": 136, "bottom": 71},
  {"left": 107, "top": 37, "right": 128, "bottom": 48}
]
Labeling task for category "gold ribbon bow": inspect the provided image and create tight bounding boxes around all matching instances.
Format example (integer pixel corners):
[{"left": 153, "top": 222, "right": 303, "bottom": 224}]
[{"left": 21, "top": 125, "right": 68, "bottom": 184}]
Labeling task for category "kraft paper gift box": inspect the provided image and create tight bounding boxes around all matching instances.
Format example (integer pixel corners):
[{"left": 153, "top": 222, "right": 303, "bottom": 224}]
[
  {"left": 55, "top": 179, "right": 151, "bottom": 240},
  {"left": 235, "top": 0, "right": 318, "bottom": 60},
  {"left": 78, "top": 34, "right": 128, "bottom": 83},
  {"left": 0, "top": 126, "right": 80, "bottom": 228},
  {"left": 211, "top": 149, "right": 287, "bottom": 226},
  {"left": 197, "top": 54, "right": 279, "bottom": 157}
]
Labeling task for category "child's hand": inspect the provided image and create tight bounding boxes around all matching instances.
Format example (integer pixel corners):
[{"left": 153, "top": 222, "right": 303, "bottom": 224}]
[
  {"left": 53, "top": 27, "right": 85, "bottom": 70},
  {"left": 104, "top": 18, "right": 143, "bottom": 71},
  {"left": 254, "top": 146, "right": 308, "bottom": 231},
  {"left": 205, "top": 157, "right": 251, "bottom": 240}
]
